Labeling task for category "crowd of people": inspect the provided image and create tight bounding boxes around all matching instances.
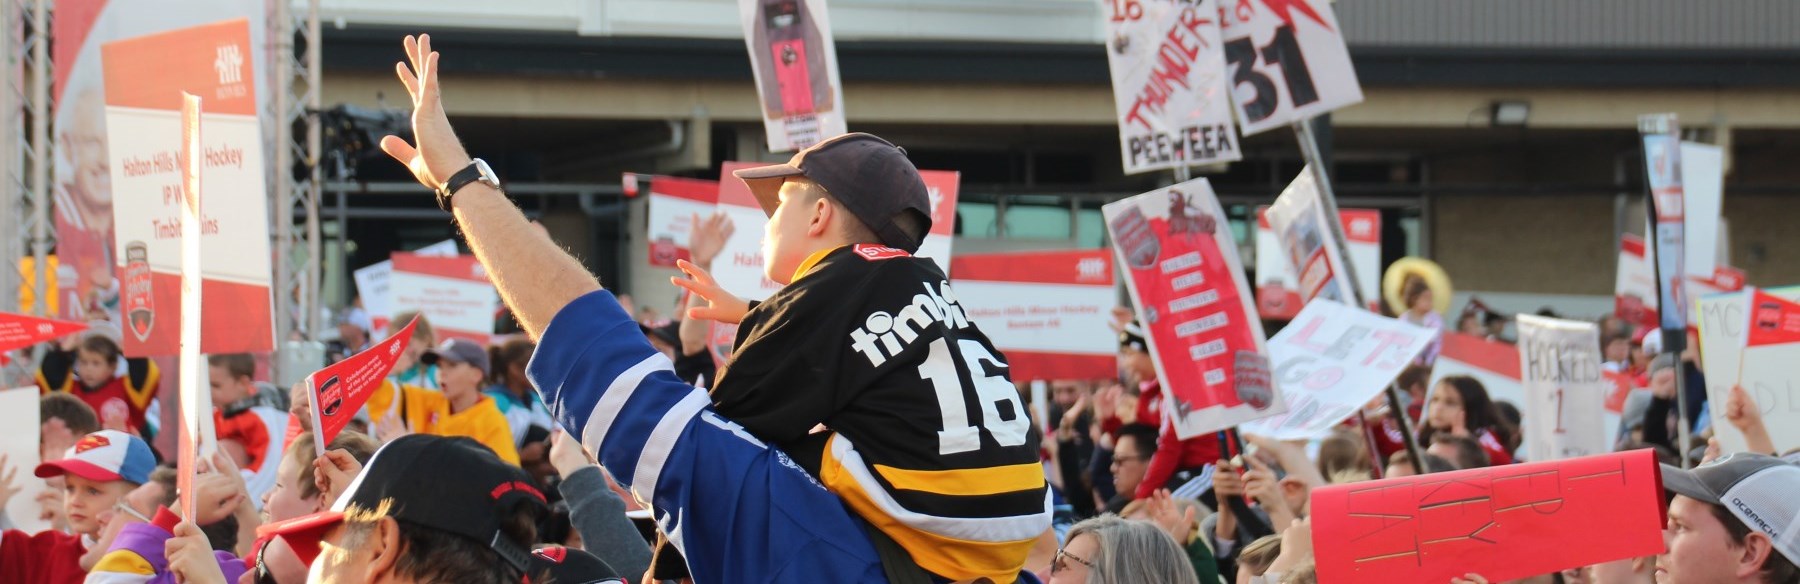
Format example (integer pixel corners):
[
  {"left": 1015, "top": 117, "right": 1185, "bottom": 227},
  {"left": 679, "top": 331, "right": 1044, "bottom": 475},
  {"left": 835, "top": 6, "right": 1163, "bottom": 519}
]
[{"left": 1, "top": 33, "right": 1797, "bottom": 584}]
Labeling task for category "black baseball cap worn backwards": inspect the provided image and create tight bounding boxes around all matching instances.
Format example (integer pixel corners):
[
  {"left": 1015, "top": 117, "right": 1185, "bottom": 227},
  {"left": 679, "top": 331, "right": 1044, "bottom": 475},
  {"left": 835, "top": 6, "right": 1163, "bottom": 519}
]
[
  {"left": 733, "top": 132, "right": 934, "bottom": 253},
  {"left": 255, "top": 434, "right": 548, "bottom": 574}
]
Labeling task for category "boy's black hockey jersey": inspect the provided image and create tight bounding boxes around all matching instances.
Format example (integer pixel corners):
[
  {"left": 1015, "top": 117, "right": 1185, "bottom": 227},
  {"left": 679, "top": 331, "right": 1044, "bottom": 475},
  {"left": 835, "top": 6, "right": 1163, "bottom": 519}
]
[{"left": 711, "top": 244, "right": 1050, "bottom": 581}]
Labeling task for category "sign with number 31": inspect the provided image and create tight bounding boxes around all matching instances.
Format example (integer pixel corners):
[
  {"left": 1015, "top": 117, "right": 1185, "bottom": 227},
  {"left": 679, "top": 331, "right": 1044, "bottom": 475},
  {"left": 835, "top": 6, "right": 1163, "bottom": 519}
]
[{"left": 1218, "top": 0, "right": 1362, "bottom": 136}]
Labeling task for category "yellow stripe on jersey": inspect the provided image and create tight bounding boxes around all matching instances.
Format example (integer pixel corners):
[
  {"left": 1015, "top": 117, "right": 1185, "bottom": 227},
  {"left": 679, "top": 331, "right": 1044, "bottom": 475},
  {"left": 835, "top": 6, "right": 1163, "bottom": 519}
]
[
  {"left": 791, "top": 246, "right": 842, "bottom": 283},
  {"left": 821, "top": 434, "right": 1046, "bottom": 583},
  {"left": 874, "top": 461, "right": 1045, "bottom": 497}
]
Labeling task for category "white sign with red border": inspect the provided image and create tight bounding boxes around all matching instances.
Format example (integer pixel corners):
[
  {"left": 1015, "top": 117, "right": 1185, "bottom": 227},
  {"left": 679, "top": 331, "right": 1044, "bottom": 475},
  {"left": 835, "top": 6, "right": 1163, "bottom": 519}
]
[
  {"left": 950, "top": 250, "right": 1117, "bottom": 382},
  {"left": 1218, "top": 0, "right": 1362, "bottom": 136},
  {"left": 388, "top": 253, "right": 497, "bottom": 344},
  {"left": 103, "top": 19, "right": 272, "bottom": 357}
]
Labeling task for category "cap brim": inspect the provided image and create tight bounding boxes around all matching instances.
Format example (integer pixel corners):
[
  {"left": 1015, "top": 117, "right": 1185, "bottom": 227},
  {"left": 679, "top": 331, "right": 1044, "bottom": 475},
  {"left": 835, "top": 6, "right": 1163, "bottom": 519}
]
[
  {"left": 1660, "top": 463, "right": 1721, "bottom": 503},
  {"left": 34, "top": 459, "right": 122, "bottom": 483},
  {"left": 419, "top": 351, "right": 443, "bottom": 366},
  {"left": 731, "top": 164, "right": 805, "bottom": 216},
  {"left": 255, "top": 510, "right": 346, "bottom": 567}
]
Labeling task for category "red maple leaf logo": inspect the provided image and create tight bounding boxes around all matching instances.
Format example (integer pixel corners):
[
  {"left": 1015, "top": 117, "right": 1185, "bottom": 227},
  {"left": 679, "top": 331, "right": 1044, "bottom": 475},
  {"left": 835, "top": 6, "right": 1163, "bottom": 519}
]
[{"left": 1259, "top": 0, "right": 1333, "bottom": 32}]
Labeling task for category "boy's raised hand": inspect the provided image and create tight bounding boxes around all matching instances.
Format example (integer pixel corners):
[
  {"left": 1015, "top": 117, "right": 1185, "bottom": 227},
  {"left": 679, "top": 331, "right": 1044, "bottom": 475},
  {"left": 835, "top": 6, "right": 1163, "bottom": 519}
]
[
  {"left": 688, "top": 212, "right": 735, "bottom": 268},
  {"left": 673, "top": 259, "right": 750, "bottom": 325}
]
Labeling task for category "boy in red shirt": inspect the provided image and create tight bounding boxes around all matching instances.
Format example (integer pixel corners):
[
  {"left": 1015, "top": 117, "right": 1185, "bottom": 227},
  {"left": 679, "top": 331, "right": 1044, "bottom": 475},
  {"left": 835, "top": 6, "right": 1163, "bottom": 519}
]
[
  {"left": 0, "top": 429, "right": 155, "bottom": 584},
  {"left": 37, "top": 330, "right": 158, "bottom": 436}
]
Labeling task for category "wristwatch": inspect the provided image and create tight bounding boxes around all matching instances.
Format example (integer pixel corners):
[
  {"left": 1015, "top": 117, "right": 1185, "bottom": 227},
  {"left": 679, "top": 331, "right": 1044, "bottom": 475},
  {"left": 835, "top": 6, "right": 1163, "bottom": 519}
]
[{"left": 436, "top": 158, "right": 501, "bottom": 213}]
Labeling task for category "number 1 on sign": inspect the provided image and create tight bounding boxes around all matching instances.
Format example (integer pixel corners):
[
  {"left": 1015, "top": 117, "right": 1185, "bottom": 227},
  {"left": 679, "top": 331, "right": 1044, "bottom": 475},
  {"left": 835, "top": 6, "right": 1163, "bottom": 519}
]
[
  {"left": 1552, "top": 388, "right": 1566, "bottom": 434},
  {"left": 1224, "top": 24, "right": 1321, "bottom": 124}
]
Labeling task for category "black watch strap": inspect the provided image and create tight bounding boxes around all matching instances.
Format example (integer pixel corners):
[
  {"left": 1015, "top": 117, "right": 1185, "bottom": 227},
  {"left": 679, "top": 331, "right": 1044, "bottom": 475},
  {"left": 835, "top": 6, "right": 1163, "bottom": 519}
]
[{"left": 437, "top": 162, "right": 486, "bottom": 213}]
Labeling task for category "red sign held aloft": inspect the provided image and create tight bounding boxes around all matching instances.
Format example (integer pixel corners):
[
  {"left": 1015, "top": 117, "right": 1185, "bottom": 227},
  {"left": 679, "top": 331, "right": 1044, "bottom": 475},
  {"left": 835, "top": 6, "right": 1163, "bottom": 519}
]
[{"left": 1311, "top": 449, "right": 1666, "bottom": 584}]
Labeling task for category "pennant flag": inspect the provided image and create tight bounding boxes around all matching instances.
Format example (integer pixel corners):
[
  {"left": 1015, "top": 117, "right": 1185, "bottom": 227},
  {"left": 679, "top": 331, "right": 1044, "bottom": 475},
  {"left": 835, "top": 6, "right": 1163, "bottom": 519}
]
[
  {"left": 307, "top": 315, "right": 419, "bottom": 455},
  {"left": 1747, "top": 288, "right": 1800, "bottom": 347},
  {"left": 0, "top": 311, "right": 87, "bottom": 353}
]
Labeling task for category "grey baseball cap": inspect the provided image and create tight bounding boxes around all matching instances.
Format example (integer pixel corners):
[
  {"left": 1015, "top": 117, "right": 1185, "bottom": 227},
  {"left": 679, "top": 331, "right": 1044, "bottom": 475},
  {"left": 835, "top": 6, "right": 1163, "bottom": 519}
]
[
  {"left": 732, "top": 132, "right": 933, "bottom": 253},
  {"left": 1661, "top": 453, "right": 1800, "bottom": 566},
  {"left": 422, "top": 338, "right": 490, "bottom": 376}
]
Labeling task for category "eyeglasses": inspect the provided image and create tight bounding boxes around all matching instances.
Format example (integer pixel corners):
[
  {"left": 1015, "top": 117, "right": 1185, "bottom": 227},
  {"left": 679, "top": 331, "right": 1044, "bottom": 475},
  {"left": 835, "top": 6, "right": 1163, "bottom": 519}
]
[
  {"left": 1051, "top": 548, "right": 1093, "bottom": 574},
  {"left": 113, "top": 501, "right": 152, "bottom": 523}
]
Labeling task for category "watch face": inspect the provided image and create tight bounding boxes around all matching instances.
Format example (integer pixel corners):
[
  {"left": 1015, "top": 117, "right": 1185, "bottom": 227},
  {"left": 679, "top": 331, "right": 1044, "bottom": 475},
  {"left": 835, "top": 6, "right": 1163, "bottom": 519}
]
[{"left": 474, "top": 159, "right": 500, "bottom": 187}]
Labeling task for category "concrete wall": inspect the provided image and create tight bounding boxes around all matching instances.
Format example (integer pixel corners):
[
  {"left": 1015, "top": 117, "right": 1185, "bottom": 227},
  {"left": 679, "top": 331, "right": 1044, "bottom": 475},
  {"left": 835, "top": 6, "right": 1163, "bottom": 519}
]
[{"left": 1432, "top": 193, "right": 1618, "bottom": 295}]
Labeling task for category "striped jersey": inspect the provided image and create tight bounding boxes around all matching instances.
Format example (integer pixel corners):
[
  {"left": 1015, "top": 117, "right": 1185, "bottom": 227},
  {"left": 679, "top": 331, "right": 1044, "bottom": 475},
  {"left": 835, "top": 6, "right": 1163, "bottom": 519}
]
[{"left": 711, "top": 244, "right": 1051, "bottom": 582}]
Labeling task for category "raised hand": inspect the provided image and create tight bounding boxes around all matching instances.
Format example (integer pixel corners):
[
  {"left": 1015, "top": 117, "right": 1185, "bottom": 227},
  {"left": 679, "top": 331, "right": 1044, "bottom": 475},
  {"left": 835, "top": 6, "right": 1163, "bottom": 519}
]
[
  {"left": 164, "top": 521, "right": 231, "bottom": 584},
  {"left": 672, "top": 259, "right": 750, "bottom": 325},
  {"left": 688, "top": 213, "right": 736, "bottom": 268},
  {"left": 378, "top": 34, "right": 474, "bottom": 193},
  {"left": 549, "top": 429, "right": 595, "bottom": 479},
  {"left": 1145, "top": 489, "right": 1196, "bottom": 544},
  {"left": 314, "top": 449, "right": 364, "bottom": 508}
]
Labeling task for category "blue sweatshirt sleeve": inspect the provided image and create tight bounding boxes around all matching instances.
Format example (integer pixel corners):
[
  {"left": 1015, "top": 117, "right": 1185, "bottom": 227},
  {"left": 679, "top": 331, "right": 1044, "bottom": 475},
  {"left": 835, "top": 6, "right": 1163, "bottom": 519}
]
[{"left": 526, "top": 290, "right": 888, "bottom": 584}]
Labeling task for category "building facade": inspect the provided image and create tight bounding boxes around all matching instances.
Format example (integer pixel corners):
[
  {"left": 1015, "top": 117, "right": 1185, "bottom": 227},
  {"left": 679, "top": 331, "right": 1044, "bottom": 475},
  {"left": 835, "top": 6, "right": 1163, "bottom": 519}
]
[{"left": 312, "top": 0, "right": 1800, "bottom": 321}]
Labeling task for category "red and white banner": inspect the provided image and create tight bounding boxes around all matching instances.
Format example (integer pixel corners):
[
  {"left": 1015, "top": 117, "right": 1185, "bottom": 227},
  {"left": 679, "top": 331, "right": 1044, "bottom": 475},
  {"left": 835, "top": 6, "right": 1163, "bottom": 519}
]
[
  {"left": 1104, "top": 179, "right": 1274, "bottom": 438},
  {"left": 388, "top": 253, "right": 497, "bottom": 344},
  {"left": 1617, "top": 234, "right": 1745, "bottom": 330},
  {"left": 103, "top": 18, "right": 273, "bottom": 357},
  {"left": 912, "top": 171, "right": 960, "bottom": 272},
  {"left": 1101, "top": 0, "right": 1241, "bottom": 174},
  {"left": 355, "top": 239, "right": 455, "bottom": 333},
  {"left": 738, "top": 0, "right": 846, "bottom": 152},
  {"left": 53, "top": 0, "right": 269, "bottom": 323},
  {"left": 1516, "top": 315, "right": 1608, "bottom": 462},
  {"left": 950, "top": 250, "right": 1117, "bottom": 382},
  {"left": 307, "top": 316, "right": 418, "bottom": 456},
  {"left": 1255, "top": 204, "right": 1378, "bottom": 319},
  {"left": 1219, "top": 0, "right": 1362, "bottom": 136},
  {"left": 712, "top": 162, "right": 788, "bottom": 302},
  {"left": 0, "top": 312, "right": 87, "bottom": 354},
  {"left": 710, "top": 162, "right": 959, "bottom": 302},
  {"left": 1312, "top": 449, "right": 1666, "bottom": 584},
  {"left": 1697, "top": 287, "right": 1800, "bottom": 455},
  {"left": 646, "top": 177, "right": 721, "bottom": 268},
  {"left": 1242, "top": 300, "right": 1428, "bottom": 439}
]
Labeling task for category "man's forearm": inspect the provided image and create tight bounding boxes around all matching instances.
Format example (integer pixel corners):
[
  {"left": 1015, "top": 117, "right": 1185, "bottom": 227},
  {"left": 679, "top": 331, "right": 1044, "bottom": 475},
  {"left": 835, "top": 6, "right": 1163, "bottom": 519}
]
[{"left": 451, "top": 184, "right": 602, "bottom": 340}]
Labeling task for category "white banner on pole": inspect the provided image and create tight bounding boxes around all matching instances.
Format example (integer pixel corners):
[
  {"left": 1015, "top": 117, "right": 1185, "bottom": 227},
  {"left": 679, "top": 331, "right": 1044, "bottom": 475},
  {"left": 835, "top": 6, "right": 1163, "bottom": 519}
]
[
  {"left": 1100, "top": 0, "right": 1241, "bottom": 174},
  {"left": 1241, "top": 300, "right": 1431, "bottom": 440},
  {"left": 1517, "top": 315, "right": 1608, "bottom": 462},
  {"left": 1254, "top": 204, "right": 1378, "bottom": 319},
  {"left": 738, "top": 0, "right": 847, "bottom": 152},
  {"left": 1680, "top": 142, "right": 1723, "bottom": 276},
  {"left": 1218, "top": 0, "right": 1362, "bottom": 136},
  {"left": 1264, "top": 169, "right": 1358, "bottom": 307}
]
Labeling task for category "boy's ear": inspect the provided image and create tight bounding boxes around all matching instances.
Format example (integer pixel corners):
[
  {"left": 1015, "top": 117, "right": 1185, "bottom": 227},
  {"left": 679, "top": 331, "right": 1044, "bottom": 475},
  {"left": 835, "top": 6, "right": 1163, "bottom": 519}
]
[{"left": 806, "top": 196, "right": 833, "bottom": 237}]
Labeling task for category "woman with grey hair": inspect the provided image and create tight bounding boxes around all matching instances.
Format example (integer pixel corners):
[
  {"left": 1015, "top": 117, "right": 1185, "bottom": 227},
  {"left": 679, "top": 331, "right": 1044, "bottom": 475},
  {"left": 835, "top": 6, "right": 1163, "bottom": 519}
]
[{"left": 1049, "top": 515, "right": 1203, "bottom": 584}]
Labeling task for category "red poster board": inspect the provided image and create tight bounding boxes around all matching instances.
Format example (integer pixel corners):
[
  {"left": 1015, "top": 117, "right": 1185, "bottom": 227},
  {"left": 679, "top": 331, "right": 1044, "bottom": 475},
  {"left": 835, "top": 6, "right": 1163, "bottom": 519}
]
[{"left": 1312, "top": 449, "right": 1667, "bottom": 584}]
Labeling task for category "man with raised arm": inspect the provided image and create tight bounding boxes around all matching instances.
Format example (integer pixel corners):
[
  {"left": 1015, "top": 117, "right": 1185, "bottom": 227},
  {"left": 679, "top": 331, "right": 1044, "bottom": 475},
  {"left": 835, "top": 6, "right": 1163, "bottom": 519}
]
[{"left": 374, "top": 35, "right": 1040, "bottom": 583}]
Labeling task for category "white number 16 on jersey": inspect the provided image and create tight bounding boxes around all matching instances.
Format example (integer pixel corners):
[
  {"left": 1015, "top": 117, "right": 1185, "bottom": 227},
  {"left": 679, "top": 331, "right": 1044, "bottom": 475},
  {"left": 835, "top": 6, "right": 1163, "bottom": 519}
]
[{"left": 918, "top": 337, "right": 1033, "bottom": 455}]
